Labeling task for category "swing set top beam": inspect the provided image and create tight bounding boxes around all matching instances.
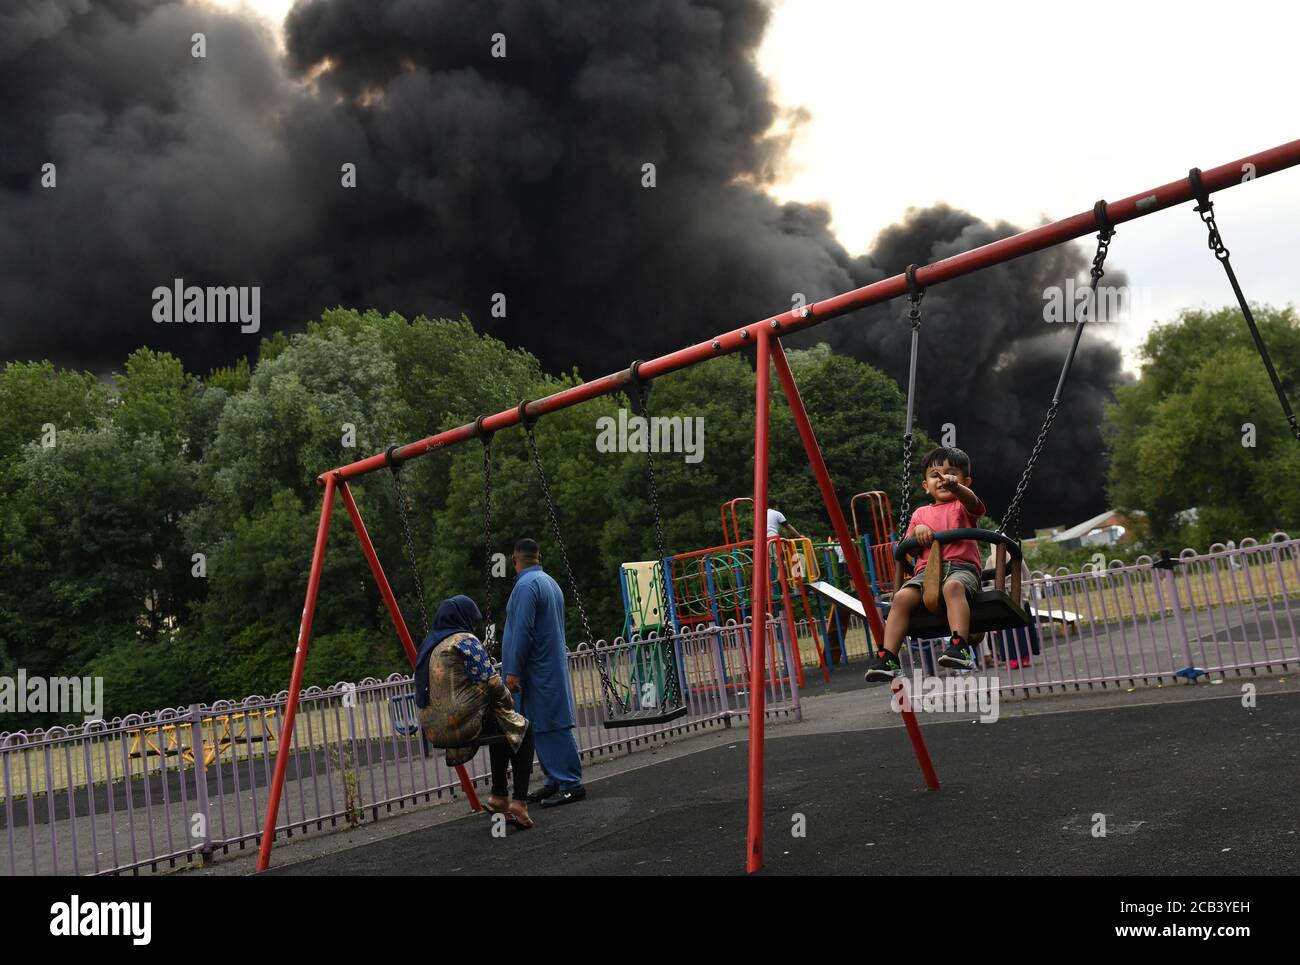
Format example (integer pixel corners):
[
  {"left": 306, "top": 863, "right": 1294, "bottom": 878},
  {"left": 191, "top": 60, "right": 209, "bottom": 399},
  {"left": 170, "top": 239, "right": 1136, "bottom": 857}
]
[{"left": 322, "top": 138, "right": 1300, "bottom": 484}]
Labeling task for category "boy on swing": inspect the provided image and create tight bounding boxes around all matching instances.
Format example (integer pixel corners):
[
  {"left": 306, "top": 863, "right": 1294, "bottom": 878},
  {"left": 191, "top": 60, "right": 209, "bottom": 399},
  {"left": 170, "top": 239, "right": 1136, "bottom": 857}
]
[{"left": 865, "top": 446, "right": 986, "bottom": 681}]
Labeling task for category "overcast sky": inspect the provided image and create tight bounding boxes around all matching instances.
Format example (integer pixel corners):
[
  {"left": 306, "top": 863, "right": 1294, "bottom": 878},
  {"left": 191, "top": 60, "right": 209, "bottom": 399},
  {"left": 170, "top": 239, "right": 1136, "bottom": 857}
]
[
  {"left": 212, "top": 0, "right": 1300, "bottom": 372},
  {"left": 753, "top": 0, "right": 1300, "bottom": 369}
]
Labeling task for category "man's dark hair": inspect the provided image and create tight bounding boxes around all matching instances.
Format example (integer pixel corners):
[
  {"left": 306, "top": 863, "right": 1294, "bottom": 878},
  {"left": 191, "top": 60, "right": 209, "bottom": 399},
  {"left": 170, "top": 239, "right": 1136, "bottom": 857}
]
[
  {"left": 769, "top": 497, "right": 781, "bottom": 508},
  {"left": 514, "top": 537, "right": 540, "bottom": 557},
  {"left": 922, "top": 446, "right": 972, "bottom": 476}
]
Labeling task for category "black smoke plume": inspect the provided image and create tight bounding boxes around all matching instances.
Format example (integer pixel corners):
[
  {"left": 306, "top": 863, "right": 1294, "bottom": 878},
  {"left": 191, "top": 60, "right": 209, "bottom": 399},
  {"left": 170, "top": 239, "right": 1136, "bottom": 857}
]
[{"left": 0, "top": 0, "right": 1124, "bottom": 531}]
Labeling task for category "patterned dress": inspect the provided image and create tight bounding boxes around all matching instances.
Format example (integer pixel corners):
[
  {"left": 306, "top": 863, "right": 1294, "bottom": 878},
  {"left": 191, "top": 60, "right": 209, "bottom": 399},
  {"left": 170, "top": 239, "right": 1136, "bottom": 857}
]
[{"left": 416, "top": 631, "right": 529, "bottom": 767}]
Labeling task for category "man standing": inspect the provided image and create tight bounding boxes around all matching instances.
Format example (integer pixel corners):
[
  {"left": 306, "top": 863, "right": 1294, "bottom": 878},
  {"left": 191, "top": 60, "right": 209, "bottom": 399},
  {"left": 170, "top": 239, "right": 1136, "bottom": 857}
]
[
  {"left": 767, "top": 497, "right": 805, "bottom": 540},
  {"left": 502, "top": 538, "right": 586, "bottom": 807}
]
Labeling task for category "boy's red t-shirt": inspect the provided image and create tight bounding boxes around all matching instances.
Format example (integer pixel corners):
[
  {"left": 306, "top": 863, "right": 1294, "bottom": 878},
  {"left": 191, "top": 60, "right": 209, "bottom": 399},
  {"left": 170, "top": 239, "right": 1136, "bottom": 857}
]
[{"left": 905, "top": 497, "right": 987, "bottom": 570}]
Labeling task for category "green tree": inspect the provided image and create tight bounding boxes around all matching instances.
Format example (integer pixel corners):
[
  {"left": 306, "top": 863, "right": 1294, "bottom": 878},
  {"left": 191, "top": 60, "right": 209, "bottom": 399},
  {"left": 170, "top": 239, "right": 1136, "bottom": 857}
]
[
  {"left": 0, "top": 361, "right": 108, "bottom": 473},
  {"left": 186, "top": 309, "right": 548, "bottom": 690},
  {"left": 115, "top": 349, "right": 193, "bottom": 446},
  {"left": 1104, "top": 305, "right": 1300, "bottom": 546},
  {"left": 0, "top": 427, "right": 201, "bottom": 728},
  {"left": 207, "top": 357, "right": 251, "bottom": 395}
]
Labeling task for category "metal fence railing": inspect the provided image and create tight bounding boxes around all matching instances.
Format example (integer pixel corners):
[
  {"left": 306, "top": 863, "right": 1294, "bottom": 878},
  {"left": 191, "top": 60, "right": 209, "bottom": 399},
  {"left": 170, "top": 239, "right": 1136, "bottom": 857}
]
[
  {"left": 786, "top": 534, "right": 1300, "bottom": 693},
  {"left": 2, "top": 618, "right": 799, "bottom": 876}
]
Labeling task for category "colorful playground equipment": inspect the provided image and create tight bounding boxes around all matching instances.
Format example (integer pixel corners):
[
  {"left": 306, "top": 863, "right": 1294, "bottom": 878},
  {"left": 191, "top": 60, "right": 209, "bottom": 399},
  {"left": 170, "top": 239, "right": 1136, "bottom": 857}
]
[
  {"left": 620, "top": 496, "right": 905, "bottom": 687},
  {"left": 127, "top": 708, "right": 277, "bottom": 768},
  {"left": 851, "top": 490, "right": 898, "bottom": 597}
]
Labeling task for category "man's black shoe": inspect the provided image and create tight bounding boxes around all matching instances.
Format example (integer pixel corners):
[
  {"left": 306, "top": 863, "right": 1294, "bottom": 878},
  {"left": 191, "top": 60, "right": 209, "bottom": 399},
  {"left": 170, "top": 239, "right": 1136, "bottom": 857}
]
[
  {"left": 526, "top": 784, "right": 559, "bottom": 804},
  {"left": 539, "top": 786, "right": 587, "bottom": 808}
]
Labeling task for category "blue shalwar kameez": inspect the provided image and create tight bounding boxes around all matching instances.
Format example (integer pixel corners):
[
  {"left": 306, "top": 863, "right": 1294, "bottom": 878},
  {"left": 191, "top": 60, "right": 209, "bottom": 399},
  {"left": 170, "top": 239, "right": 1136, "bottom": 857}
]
[{"left": 502, "top": 564, "right": 584, "bottom": 791}]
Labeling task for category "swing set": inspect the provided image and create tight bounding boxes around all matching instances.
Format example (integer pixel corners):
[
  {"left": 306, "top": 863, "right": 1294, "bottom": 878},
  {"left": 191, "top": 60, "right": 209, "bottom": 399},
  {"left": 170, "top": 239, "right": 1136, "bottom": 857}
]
[{"left": 257, "top": 140, "right": 1300, "bottom": 874}]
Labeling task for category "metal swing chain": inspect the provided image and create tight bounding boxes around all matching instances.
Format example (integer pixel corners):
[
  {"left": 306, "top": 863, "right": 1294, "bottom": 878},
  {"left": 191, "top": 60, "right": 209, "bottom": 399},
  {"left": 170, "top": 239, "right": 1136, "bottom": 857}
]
[
  {"left": 898, "top": 266, "right": 924, "bottom": 535},
  {"left": 625, "top": 371, "right": 682, "bottom": 709},
  {"left": 387, "top": 454, "right": 431, "bottom": 634},
  {"left": 522, "top": 417, "right": 624, "bottom": 714},
  {"left": 1000, "top": 207, "right": 1114, "bottom": 538},
  {"left": 899, "top": 434, "right": 915, "bottom": 535},
  {"left": 1190, "top": 168, "right": 1300, "bottom": 443},
  {"left": 999, "top": 403, "right": 1059, "bottom": 539}
]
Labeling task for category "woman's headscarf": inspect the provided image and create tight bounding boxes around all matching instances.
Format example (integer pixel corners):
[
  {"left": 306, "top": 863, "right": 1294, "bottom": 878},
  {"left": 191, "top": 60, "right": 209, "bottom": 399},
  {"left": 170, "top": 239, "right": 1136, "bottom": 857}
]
[{"left": 414, "top": 595, "right": 483, "bottom": 708}]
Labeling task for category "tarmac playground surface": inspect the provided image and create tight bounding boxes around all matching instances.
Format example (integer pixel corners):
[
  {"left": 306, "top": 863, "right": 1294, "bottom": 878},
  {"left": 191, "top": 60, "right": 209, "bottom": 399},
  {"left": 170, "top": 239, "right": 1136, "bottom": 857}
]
[{"left": 253, "top": 672, "right": 1300, "bottom": 876}]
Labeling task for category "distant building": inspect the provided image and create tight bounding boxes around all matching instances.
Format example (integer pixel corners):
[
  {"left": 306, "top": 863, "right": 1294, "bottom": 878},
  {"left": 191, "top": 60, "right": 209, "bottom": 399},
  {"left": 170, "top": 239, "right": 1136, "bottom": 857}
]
[{"left": 1035, "top": 509, "right": 1144, "bottom": 550}]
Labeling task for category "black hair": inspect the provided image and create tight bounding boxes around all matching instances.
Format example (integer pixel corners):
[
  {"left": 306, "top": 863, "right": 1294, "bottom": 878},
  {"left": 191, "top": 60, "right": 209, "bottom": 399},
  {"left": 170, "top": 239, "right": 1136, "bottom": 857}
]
[
  {"left": 514, "top": 537, "right": 540, "bottom": 556},
  {"left": 769, "top": 497, "right": 780, "bottom": 508},
  {"left": 921, "top": 446, "right": 971, "bottom": 476}
]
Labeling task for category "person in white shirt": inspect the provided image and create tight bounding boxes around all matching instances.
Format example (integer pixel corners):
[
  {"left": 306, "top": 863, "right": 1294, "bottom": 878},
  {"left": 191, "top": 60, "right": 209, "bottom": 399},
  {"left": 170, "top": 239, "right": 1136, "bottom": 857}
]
[{"left": 766, "top": 498, "right": 804, "bottom": 540}]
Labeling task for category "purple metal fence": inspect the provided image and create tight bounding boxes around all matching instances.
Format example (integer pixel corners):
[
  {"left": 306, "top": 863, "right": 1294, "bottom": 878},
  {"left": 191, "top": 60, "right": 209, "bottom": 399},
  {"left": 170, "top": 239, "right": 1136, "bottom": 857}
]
[
  {"left": 793, "top": 534, "right": 1300, "bottom": 692},
  {"left": 1, "top": 617, "right": 799, "bottom": 876}
]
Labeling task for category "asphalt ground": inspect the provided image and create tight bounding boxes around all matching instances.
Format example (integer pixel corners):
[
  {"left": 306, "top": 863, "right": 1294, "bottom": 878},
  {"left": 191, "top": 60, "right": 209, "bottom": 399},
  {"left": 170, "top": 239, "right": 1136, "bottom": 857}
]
[{"left": 265, "top": 687, "right": 1300, "bottom": 875}]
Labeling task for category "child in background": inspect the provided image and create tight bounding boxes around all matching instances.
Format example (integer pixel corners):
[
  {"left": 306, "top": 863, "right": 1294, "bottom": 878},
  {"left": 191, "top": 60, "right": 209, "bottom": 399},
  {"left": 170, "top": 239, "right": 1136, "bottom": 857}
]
[
  {"left": 984, "top": 548, "right": 1036, "bottom": 669},
  {"left": 865, "top": 447, "right": 987, "bottom": 681}
]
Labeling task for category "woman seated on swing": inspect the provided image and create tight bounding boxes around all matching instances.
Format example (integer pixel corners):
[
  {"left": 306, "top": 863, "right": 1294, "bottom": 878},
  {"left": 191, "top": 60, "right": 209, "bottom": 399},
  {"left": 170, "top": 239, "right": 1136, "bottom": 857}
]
[{"left": 414, "top": 595, "right": 537, "bottom": 829}]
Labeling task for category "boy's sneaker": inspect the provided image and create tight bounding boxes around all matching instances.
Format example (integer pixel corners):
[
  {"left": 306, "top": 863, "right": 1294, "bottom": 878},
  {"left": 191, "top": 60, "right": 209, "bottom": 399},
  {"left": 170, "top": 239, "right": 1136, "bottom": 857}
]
[
  {"left": 864, "top": 649, "right": 903, "bottom": 682},
  {"left": 937, "top": 635, "right": 978, "bottom": 671}
]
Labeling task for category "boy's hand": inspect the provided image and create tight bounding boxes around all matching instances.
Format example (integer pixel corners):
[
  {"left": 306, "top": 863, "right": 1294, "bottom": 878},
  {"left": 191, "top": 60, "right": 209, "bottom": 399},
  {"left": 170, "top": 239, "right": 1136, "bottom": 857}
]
[
  {"left": 937, "top": 473, "right": 980, "bottom": 514},
  {"left": 914, "top": 523, "right": 934, "bottom": 549}
]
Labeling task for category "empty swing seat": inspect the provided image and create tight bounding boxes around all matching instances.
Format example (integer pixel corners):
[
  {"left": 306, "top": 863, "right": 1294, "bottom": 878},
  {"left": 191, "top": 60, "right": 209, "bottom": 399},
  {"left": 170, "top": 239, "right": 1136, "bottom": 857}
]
[
  {"left": 893, "top": 528, "right": 1031, "bottom": 639},
  {"left": 603, "top": 703, "right": 690, "bottom": 730}
]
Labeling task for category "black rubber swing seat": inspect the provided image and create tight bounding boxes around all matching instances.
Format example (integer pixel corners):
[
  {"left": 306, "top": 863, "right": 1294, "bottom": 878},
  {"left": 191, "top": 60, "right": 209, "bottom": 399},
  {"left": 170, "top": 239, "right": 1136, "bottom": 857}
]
[
  {"left": 893, "top": 528, "right": 1031, "bottom": 639},
  {"left": 902, "top": 590, "right": 1029, "bottom": 638},
  {"left": 603, "top": 703, "right": 690, "bottom": 730}
]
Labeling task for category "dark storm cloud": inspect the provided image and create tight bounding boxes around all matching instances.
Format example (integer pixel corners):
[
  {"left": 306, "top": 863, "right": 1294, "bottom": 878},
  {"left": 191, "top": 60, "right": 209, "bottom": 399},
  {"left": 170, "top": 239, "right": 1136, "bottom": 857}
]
[
  {"left": 0, "top": 0, "right": 1124, "bottom": 529},
  {"left": 0, "top": 0, "right": 357, "bottom": 366}
]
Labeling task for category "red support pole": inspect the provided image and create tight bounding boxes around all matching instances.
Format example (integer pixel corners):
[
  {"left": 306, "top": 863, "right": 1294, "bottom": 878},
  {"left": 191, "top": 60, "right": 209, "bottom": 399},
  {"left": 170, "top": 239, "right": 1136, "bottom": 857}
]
[
  {"left": 770, "top": 339, "right": 940, "bottom": 791},
  {"left": 256, "top": 475, "right": 337, "bottom": 873},
  {"left": 337, "top": 482, "right": 485, "bottom": 812},
  {"left": 746, "top": 326, "right": 773, "bottom": 874}
]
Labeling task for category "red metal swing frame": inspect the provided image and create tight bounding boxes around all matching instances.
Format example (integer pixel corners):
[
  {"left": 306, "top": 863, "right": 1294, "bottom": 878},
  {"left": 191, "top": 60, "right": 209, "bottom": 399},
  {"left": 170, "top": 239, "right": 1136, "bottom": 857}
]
[{"left": 257, "top": 139, "right": 1300, "bottom": 874}]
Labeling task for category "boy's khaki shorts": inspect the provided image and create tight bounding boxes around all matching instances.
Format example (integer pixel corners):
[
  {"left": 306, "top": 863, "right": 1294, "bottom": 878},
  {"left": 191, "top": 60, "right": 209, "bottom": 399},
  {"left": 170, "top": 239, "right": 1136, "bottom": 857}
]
[{"left": 898, "top": 560, "right": 981, "bottom": 598}]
